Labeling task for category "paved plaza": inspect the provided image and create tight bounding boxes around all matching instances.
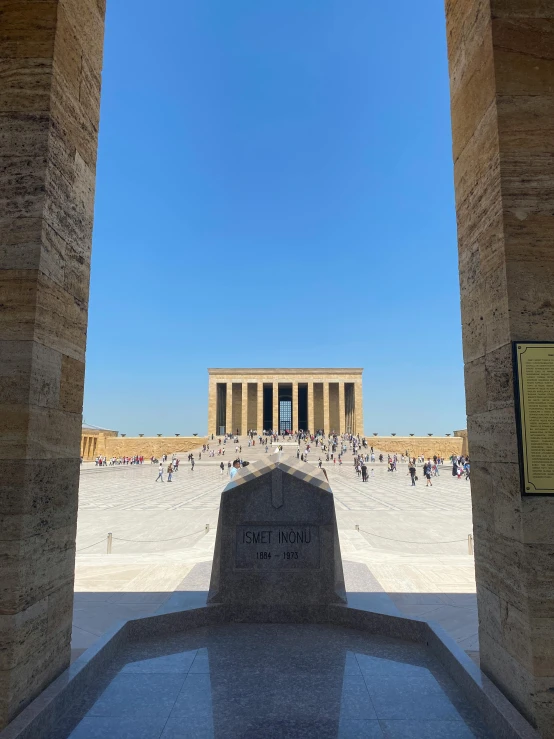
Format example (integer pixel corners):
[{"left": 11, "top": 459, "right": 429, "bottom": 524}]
[{"left": 73, "top": 439, "right": 478, "bottom": 664}]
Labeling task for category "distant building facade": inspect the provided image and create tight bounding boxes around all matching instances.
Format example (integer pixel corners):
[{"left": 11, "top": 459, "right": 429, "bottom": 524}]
[
  {"left": 207, "top": 368, "right": 364, "bottom": 436},
  {"left": 81, "top": 423, "right": 118, "bottom": 460},
  {"left": 80, "top": 424, "right": 204, "bottom": 461}
]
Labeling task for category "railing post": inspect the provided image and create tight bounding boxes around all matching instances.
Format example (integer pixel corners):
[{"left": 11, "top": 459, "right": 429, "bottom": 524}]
[
  {"left": 468, "top": 533, "right": 473, "bottom": 555},
  {"left": 107, "top": 532, "right": 112, "bottom": 554}
]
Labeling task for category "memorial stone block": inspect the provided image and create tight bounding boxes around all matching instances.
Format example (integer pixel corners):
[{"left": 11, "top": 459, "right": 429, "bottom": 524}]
[{"left": 208, "top": 458, "right": 347, "bottom": 606}]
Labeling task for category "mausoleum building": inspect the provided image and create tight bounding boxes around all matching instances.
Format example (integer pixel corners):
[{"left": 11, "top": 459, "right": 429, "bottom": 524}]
[{"left": 207, "top": 368, "right": 364, "bottom": 435}]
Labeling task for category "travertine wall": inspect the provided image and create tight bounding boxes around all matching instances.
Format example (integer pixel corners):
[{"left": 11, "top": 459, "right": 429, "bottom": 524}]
[
  {"left": 453, "top": 428, "right": 469, "bottom": 457},
  {"left": 370, "top": 436, "right": 464, "bottom": 459},
  {"left": 0, "top": 0, "right": 106, "bottom": 728},
  {"left": 80, "top": 428, "right": 117, "bottom": 460},
  {"left": 80, "top": 431, "right": 206, "bottom": 461},
  {"left": 102, "top": 436, "right": 206, "bottom": 459},
  {"left": 445, "top": 1, "right": 554, "bottom": 733}
]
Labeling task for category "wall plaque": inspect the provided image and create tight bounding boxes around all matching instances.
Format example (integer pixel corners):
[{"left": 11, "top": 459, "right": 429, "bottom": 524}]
[
  {"left": 235, "top": 525, "right": 320, "bottom": 570},
  {"left": 513, "top": 342, "right": 554, "bottom": 495}
]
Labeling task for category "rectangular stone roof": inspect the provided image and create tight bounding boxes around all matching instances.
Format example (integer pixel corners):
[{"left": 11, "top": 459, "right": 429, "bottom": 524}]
[{"left": 208, "top": 368, "right": 363, "bottom": 375}]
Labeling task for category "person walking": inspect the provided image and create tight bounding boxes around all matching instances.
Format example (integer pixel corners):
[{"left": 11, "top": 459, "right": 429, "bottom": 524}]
[
  {"left": 408, "top": 462, "right": 416, "bottom": 486},
  {"left": 191, "top": 458, "right": 195, "bottom": 471},
  {"left": 167, "top": 463, "right": 173, "bottom": 482},
  {"left": 361, "top": 463, "right": 368, "bottom": 482},
  {"left": 155, "top": 462, "right": 164, "bottom": 482},
  {"left": 230, "top": 459, "right": 241, "bottom": 479},
  {"left": 424, "top": 460, "right": 432, "bottom": 487},
  {"left": 220, "top": 461, "right": 224, "bottom": 474}
]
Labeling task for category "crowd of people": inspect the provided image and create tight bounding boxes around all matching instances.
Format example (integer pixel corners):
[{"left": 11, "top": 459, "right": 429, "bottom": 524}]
[
  {"left": 91, "top": 455, "right": 145, "bottom": 466},
  {"left": 86, "top": 430, "right": 470, "bottom": 490}
]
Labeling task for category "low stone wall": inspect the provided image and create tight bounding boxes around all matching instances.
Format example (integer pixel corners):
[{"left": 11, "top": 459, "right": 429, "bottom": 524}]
[
  {"left": 368, "top": 436, "right": 464, "bottom": 459},
  {"left": 453, "top": 429, "right": 469, "bottom": 456},
  {"left": 100, "top": 436, "right": 206, "bottom": 459}
]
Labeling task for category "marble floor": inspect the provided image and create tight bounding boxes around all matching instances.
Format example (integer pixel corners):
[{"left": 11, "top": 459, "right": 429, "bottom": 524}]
[
  {"left": 54, "top": 624, "right": 492, "bottom": 739},
  {"left": 74, "top": 439, "right": 477, "bottom": 661}
]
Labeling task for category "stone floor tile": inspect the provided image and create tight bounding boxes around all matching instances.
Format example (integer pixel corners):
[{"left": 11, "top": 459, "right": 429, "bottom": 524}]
[
  {"left": 188, "top": 647, "right": 210, "bottom": 673},
  {"left": 379, "top": 719, "right": 488, "bottom": 738},
  {"left": 120, "top": 649, "right": 197, "bottom": 674},
  {"left": 339, "top": 675, "right": 377, "bottom": 720},
  {"left": 56, "top": 715, "right": 168, "bottom": 739},
  {"left": 338, "top": 720, "right": 384, "bottom": 738},
  {"left": 83, "top": 673, "right": 185, "bottom": 719},
  {"left": 368, "top": 687, "right": 466, "bottom": 721}
]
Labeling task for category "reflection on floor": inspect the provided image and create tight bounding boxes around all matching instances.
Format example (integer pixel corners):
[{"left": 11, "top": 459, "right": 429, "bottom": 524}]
[{"left": 54, "top": 624, "right": 493, "bottom": 738}]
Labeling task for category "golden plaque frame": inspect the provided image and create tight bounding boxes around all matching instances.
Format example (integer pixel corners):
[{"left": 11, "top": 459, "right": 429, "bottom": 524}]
[{"left": 513, "top": 342, "right": 554, "bottom": 495}]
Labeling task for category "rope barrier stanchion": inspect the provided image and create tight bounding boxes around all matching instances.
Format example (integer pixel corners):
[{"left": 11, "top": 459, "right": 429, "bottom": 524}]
[
  {"left": 76, "top": 538, "right": 106, "bottom": 552},
  {"left": 356, "top": 527, "right": 467, "bottom": 545},
  {"left": 77, "top": 528, "right": 207, "bottom": 552},
  {"left": 111, "top": 529, "right": 206, "bottom": 543}
]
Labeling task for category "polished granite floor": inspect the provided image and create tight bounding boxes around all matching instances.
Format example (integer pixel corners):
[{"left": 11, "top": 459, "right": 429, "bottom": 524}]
[{"left": 52, "top": 624, "right": 493, "bottom": 739}]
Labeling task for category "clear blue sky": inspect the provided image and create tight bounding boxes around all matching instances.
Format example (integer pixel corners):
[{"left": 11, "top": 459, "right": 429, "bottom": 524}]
[{"left": 84, "top": 0, "right": 465, "bottom": 436}]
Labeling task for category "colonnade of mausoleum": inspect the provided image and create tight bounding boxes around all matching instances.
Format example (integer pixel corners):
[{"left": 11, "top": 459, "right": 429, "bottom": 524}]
[{"left": 207, "top": 368, "right": 364, "bottom": 436}]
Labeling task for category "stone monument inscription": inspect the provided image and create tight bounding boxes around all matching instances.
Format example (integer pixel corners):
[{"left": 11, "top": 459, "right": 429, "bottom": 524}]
[
  {"left": 208, "top": 458, "right": 346, "bottom": 606},
  {"left": 235, "top": 525, "right": 320, "bottom": 569}
]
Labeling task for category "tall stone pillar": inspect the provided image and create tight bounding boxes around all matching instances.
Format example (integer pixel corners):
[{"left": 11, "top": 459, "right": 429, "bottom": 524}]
[
  {"left": 208, "top": 378, "right": 216, "bottom": 435},
  {"left": 241, "top": 382, "right": 248, "bottom": 436},
  {"left": 226, "top": 382, "right": 233, "bottom": 435},
  {"left": 256, "top": 380, "right": 264, "bottom": 434},
  {"left": 292, "top": 380, "right": 299, "bottom": 433},
  {"left": 272, "top": 381, "right": 279, "bottom": 433},
  {"left": 308, "top": 381, "right": 315, "bottom": 433},
  {"left": 256, "top": 382, "right": 264, "bottom": 434},
  {"left": 0, "top": 0, "right": 106, "bottom": 729},
  {"left": 338, "top": 381, "right": 345, "bottom": 435},
  {"left": 323, "top": 382, "right": 330, "bottom": 434},
  {"left": 445, "top": 2, "right": 554, "bottom": 733},
  {"left": 354, "top": 381, "right": 363, "bottom": 436}
]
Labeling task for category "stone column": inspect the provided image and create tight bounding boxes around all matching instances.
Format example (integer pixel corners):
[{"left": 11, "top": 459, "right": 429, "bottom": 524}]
[
  {"left": 354, "top": 380, "right": 363, "bottom": 436},
  {"left": 323, "top": 382, "right": 330, "bottom": 434},
  {"left": 0, "top": 0, "right": 106, "bottom": 729},
  {"left": 292, "top": 380, "right": 299, "bottom": 433},
  {"left": 208, "top": 377, "right": 216, "bottom": 435},
  {"left": 241, "top": 382, "right": 248, "bottom": 436},
  {"left": 272, "top": 381, "right": 279, "bottom": 433},
  {"left": 257, "top": 381, "right": 264, "bottom": 434},
  {"left": 226, "top": 382, "right": 233, "bottom": 435},
  {"left": 338, "top": 381, "right": 345, "bottom": 435},
  {"left": 445, "top": 2, "right": 554, "bottom": 733},
  {"left": 308, "top": 381, "right": 315, "bottom": 433}
]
